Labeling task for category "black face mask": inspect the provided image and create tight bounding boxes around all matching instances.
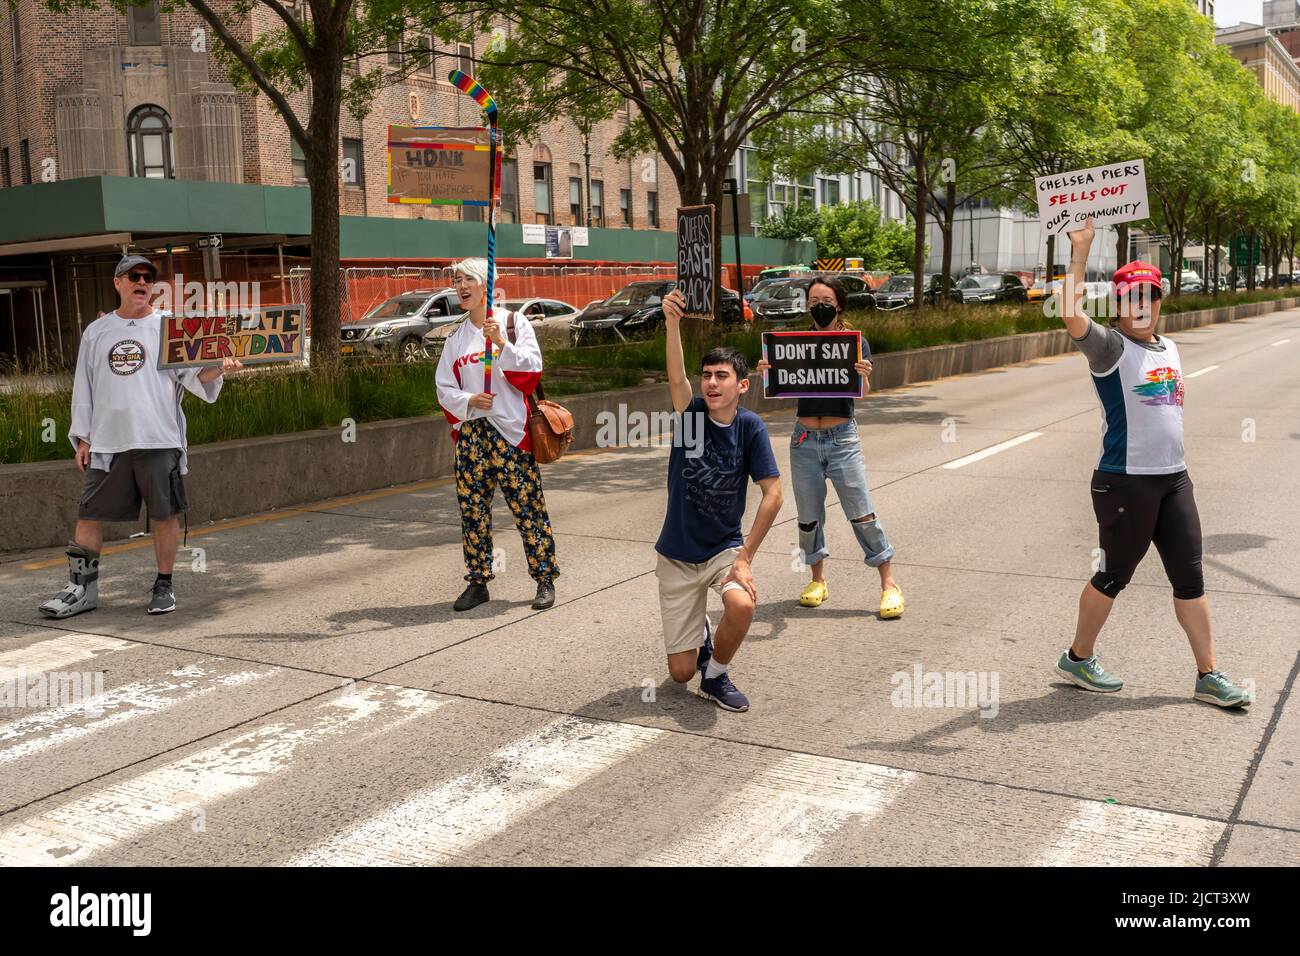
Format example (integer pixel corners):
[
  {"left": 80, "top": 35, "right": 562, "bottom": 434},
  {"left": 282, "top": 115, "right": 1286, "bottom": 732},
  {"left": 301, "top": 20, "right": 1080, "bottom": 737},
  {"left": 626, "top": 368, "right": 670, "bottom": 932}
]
[{"left": 810, "top": 302, "right": 838, "bottom": 327}]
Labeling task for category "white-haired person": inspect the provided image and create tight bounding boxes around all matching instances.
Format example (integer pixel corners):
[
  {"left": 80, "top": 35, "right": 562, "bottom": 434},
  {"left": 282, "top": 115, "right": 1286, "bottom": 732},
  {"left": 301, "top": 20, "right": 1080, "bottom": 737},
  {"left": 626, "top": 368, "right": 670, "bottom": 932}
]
[{"left": 435, "top": 258, "right": 559, "bottom": 612}]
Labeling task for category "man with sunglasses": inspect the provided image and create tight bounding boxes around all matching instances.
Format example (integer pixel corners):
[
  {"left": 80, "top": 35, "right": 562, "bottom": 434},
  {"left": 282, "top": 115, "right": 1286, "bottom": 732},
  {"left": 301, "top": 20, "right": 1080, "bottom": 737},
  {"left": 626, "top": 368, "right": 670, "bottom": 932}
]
[
  {"left": 1051, "top": 217, "right": 1249, "bottom": 708},
  {"left": 39, "top": 255, "right": 240, "bottom": 619}
]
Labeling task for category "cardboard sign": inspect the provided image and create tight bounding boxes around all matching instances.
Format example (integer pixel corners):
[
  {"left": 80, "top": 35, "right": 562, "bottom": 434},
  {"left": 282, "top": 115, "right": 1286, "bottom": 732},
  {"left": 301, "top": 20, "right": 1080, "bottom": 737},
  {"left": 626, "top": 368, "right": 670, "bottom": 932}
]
[
  {"left": 676, "top": 204, "right": 716, "bottom": 319},
  {"left": 761, "top": 330, "right": 864, "bottom": 399},
  {"left": 387, "top": 125, "right": 501, "bottom": 206},
  {"left": 158, "top": 305, "right": 305, "bottom": 369},
  {"left": 1036, "top": 159, "right": 1149, "bottom": 235}
]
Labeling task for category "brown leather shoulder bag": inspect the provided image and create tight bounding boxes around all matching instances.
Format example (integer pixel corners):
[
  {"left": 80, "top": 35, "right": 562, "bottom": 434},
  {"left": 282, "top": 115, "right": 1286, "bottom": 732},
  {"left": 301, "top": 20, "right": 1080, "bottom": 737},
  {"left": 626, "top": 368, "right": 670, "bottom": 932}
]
[{"left": 505, "top": 313, "right": 575, "bottom": 464}]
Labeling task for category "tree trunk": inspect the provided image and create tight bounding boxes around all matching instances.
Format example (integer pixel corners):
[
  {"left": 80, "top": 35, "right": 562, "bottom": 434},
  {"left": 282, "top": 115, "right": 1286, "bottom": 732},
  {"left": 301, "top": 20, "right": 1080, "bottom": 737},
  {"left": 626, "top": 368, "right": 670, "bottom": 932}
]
[
  {"left": 1248, "top": 228, "right": 1257, "bottom": 292},
  {"left": 1045, "top": 233, "right": 1056, "bottom": 295},
  {"left": 911, "top": 161, "right": 927, "bottom": 312},
  {"left": 939, "top": 180, "right": 955, "bottom": 311},
  {"left": 305, "top": 59, "right": 343, "bottom": 375},
  {"left": 1116, "top": 223, "right": 1129, "bottom": 270}
]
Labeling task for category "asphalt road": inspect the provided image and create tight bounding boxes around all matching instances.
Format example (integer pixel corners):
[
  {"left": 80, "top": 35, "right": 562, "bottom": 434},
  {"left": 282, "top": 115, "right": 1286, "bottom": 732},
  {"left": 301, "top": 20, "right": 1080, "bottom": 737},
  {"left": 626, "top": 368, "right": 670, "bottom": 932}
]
[{"left": 1, "top": 309, "right": 1297, "bottom": 866}]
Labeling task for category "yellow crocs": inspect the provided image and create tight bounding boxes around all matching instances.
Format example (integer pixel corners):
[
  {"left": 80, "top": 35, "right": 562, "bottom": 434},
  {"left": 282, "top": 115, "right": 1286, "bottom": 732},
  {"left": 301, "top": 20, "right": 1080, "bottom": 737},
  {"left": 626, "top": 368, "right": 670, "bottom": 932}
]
[
  {"left": 799, "top": 580, "right": 829, "bottom": 607},
  {"left": 879, "top": 585, "right": 904, "bottom": 619}
]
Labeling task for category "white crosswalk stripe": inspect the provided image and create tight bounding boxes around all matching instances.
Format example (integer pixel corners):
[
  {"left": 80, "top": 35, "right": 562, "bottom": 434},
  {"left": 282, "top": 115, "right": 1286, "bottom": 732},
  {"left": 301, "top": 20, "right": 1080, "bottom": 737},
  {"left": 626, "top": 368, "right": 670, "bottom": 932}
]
[
  {"left": 639, "top": 752, "right": 915, "bottom": 866},
  {"left": 0, "top": 663, "right": 279, "bottom": 765},
  {"left": 1034, "top": 800, "right": 1224, "bottom": 866},
  {"left": 289, "top": 716, "right": 663, "bottom": 866},
  {"left": 0, "top": 685, "right": 449, "bottom": 866},
  {"left": 0, "top": 633, "right": 135, "bottom": 682}
]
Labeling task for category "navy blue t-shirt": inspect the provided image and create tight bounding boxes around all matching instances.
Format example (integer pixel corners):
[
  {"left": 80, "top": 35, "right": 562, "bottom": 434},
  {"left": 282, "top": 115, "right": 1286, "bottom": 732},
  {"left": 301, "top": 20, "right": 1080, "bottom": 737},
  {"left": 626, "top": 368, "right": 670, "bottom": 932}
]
[{"left": 655, "top": 396, "right": 780, "bottom": 564}]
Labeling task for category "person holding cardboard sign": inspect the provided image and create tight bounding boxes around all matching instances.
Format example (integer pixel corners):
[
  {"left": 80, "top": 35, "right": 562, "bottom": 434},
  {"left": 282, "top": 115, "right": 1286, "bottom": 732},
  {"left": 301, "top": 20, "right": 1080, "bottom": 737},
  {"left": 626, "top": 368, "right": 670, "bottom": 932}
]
[
  {"left": 436, "top": 257, "right": 559, "bottom": 613},
  {"left": 1052, "top": 217, "right": 1249, "bottom": 709},
  {"left": 39, "top": 255, "right": 240, "bottom": 619},
  {"left": 755, "top": 277, "right": 904, "bottom": 619},
  {"left": 655, "top": 287, "right": 782, "bottom": 712}
]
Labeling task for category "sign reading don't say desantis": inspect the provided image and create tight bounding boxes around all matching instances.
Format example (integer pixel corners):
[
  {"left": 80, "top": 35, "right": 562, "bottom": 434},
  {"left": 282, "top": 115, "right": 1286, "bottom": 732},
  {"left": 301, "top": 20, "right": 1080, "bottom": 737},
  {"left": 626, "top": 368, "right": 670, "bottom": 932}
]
[
  {"left": 157, "top": 305, "right": 305, "bottom": 369},
  {"left": 387, "top": 125, "right": 501, "bottom": 206},
  {"left": 762, "top": 330, "right": 864, "bottom": 399}
]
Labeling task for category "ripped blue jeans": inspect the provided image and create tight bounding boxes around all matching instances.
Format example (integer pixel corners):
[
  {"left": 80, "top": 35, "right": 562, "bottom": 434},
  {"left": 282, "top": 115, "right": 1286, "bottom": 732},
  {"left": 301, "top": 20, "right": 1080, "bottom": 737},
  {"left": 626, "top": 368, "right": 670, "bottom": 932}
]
[{"left": 790, "top": 419, "right": 894, "bottom": 568}]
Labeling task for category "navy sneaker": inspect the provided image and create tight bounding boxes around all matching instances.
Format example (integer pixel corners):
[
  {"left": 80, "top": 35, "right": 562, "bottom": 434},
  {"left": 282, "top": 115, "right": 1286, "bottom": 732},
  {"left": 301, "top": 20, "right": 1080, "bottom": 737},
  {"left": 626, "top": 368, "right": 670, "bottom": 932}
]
[
  {"left": 697, "top": 670, "right": 749, "bottom": 713},
  {"left": 696, "top": 617, "right": 714, "bottom": 675}
]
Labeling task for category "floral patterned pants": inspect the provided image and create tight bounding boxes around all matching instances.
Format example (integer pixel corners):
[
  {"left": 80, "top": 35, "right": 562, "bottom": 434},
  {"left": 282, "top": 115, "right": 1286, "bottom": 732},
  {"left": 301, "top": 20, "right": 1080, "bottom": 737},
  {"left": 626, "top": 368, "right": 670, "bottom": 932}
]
[{"left": 455, "top": 418, "right": 559, "bottom": 585}]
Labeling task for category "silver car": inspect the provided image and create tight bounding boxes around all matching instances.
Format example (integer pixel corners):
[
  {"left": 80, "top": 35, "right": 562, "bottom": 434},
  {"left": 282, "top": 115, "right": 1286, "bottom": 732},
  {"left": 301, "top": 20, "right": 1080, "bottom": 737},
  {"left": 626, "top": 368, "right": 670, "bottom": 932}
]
[
  {"left": 502, "top": 298, "right": 582, "bottom": 345},
  {"left": 340, "top": 288, "right": 464, "bottom": 363}
]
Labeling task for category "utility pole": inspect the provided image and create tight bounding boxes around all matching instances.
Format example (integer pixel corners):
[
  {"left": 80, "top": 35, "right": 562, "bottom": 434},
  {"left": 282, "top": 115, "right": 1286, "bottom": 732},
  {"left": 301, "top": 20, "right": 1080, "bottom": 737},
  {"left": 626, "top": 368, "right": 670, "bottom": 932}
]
[
  {"left": 583, "top": 134, "right": 592, "bottom": 229},
  {"left": 724, "top": 177, "right": 743, "bottom": 294}
]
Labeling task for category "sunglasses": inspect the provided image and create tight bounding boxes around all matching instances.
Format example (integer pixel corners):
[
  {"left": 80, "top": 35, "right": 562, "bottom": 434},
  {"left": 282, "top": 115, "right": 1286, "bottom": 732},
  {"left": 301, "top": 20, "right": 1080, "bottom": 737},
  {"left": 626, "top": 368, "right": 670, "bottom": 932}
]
[{"left": 124, "top": 272, "right": 154, "bottom": 284}]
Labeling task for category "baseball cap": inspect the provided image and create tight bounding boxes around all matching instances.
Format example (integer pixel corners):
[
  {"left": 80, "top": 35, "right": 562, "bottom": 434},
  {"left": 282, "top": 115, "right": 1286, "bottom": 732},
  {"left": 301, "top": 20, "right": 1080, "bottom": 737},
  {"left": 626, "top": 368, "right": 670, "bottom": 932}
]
[
  {"left": 1113, "top": 260, "right": 1161, "bottom": 297},
  {"left": 115, "top": 255, "right": 158, "bottom": 278}
]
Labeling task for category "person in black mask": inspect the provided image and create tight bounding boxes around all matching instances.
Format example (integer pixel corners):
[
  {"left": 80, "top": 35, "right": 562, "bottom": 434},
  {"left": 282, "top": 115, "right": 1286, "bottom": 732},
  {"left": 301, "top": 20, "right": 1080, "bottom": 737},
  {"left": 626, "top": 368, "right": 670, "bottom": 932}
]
[{"left": 756, "top": 276, "right": 903, "bottom": 618}]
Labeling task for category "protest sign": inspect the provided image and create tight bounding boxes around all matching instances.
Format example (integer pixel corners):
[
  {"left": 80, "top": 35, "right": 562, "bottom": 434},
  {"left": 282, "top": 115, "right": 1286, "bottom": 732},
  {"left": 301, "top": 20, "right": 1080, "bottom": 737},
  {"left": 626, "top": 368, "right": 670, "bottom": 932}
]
[
  {"left": 762, "top": 330, "right": 864, "bottom": 399},
  {"left": 677, "top": 204, "right": 716, "bottom": 319},
  {"left": 158, "top": 305, "right": 305, "bottom": 369},
  {"left": 387, "top": 125, "right": 501, "bottom": 206},
  {"left": 1035, "top": 160, "right": 1149, "bottom": 234}
]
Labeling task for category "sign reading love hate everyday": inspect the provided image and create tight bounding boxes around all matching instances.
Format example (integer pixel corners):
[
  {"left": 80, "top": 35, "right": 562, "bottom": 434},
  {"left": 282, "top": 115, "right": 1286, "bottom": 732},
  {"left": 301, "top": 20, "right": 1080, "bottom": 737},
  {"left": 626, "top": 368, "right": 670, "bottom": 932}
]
[
  {"left": 762, "top": 330, "right": 865, "bottom": 399},
  {"left": 1035, "top": 160, "right": 1149, "bottom": 234},
  {"left": 158, "top": 305, "right": 305, "bottom": 368}
]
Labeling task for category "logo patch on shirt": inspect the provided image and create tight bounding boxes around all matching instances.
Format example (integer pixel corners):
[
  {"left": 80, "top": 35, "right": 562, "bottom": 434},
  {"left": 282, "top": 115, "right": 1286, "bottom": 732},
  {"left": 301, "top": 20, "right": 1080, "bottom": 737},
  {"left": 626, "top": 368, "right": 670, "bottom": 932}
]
[
  {"left": 1132, "top": 366, "right": 1183, "bottom": 406},
  {"left": 108, "top": 339, "right": 146, "bottom": 375}
]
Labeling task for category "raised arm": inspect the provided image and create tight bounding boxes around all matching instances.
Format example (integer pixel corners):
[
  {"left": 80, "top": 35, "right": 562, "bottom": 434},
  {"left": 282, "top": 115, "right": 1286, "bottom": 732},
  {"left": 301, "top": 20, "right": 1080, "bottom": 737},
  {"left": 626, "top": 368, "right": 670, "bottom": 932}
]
[
  {"left": 662, "top": 288, "right": 693, "bottom": 414},
  {"left": 1057, "top": 216, "right": 1095, "bottom": 340}
]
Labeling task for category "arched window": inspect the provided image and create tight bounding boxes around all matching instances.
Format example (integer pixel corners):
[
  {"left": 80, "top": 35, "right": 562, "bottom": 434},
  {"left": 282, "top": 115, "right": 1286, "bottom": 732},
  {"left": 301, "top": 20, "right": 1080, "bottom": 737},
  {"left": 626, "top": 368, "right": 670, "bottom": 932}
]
[{"left": 127, "top": 105, "right": 174, "bottom": 179}]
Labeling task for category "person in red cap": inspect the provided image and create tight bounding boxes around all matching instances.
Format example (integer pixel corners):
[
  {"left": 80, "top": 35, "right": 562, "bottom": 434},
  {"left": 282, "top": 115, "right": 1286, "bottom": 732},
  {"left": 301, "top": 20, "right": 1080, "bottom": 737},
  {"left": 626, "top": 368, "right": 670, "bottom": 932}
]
[{"left": 1050, "top": 216, "right": 1250, "bottom": 708}]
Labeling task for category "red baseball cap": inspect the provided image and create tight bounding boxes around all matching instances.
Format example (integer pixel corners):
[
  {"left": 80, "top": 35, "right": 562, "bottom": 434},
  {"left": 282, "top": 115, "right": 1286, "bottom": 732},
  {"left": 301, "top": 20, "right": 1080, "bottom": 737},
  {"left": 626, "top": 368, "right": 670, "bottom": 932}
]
[{"left": 1113, "top": 260, "right": 1162, "bottom": 296}]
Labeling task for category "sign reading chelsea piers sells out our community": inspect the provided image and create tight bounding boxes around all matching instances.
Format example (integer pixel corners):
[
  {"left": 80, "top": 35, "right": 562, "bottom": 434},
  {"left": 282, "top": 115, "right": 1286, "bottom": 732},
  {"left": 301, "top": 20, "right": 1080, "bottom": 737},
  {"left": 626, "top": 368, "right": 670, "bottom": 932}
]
[{"left": 1035, "top": 159, "right": 1149, "bottom": 234}]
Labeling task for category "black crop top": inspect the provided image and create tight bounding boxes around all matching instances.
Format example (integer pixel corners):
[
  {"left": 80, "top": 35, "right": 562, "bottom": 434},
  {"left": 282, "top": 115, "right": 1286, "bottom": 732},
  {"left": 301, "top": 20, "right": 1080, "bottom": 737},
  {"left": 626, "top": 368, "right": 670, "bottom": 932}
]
[{"left": 796, "top": 396, "right": 855, "bottom": 418}]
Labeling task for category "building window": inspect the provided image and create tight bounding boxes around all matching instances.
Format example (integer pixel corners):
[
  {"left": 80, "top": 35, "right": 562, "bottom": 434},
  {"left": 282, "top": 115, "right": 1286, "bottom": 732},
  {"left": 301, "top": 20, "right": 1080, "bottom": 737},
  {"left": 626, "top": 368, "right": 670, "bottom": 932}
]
[
  {"left": 10, "top": 2, "right": 21, "bottom": 62},
  {"left": 126, "top": 105, "right": 173, "bottom": 179},
  {"left": 499, "top": 158, "right": 519, "bottom": 224},
  {"left": 127, "top": 0, "right": 161, "bottom": 45},
  {"left": 590, "top": 179, "right": 604, "bottom": 228},
  {"left": 19, "top": 139, "right": 31, "bottom": 184},
  {"left": 342, "top": 138, "right": 363, "bottom": 186},
  {"left": 620, "top": 188, "right": 631, "bottom": 226},
  {"left": 748, "top": 179, "right": 768, "bottom": 224},
  {"left": 1, "top": 147, "right": 9, "bottom": 188},
  {"left": 388, "top": 32, "right": 404, "bottom": 68},
  {"left": 422, "top": 34, "right": 436, "bottom": 77},
  {"left": 461, "top": 204, "right": 483, "bottom": 223},
  {"left": 533, "top": 162, "right": 552, "bottom": 224},
  {"left": 569, "top": 177, "right": 583, "bottom": 225},
  {"left": 457, "top": 42, "right": 473, "bottom": 77},
  {"left": 820, "top": 178, "right": 840, "bottom": 206},
  {"left": 291, "top": 138, "right": 307, "bottom": 184},
  {"left": 646, "top": 190, "right": 658, "bottom": 228},
  {"left": 797, "top": 173, "right": 815, "bottom": 208}
]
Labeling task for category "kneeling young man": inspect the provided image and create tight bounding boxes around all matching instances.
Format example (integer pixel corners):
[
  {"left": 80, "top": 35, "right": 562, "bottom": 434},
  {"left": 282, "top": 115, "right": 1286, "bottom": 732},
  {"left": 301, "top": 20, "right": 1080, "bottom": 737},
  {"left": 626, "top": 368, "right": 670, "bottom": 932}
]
[{"left": 654, "top": 288, "right": 783, "bottom": 712}]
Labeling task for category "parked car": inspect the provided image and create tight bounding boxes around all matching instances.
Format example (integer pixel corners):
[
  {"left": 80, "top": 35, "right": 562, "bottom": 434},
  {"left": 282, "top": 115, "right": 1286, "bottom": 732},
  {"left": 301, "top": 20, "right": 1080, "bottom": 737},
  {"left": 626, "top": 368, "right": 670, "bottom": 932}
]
[
  {"left": 751, "top": 273, "right": 876, "bottom": 325},
  {"left": 873, "top": 274, "right": 918, "bottom": 310},
  {"left": 422, "top": 297, "right": 583, "bottom": 356},
  {"left": 951, "top": 273, "right": 1028, "bottom": 304},
  {"left": 744, "top": 277, "right": 784, "bottom": 304},
  {"left": 568, "top": 280, "right": 745, "bottom": 345},
  {"left": 341, "top": 288, "right": 464, "bottom": 362}
]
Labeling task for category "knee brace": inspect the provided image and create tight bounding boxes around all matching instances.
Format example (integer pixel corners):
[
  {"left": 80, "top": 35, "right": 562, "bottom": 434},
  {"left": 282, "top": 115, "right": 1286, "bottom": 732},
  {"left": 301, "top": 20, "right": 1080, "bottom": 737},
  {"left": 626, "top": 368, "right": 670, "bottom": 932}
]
[
  {"left": 850, "top": 516, "right": 894, "bottom": 567},
  {"left": 1089, "top": 570, "right": 1131, "bottom": 597}
]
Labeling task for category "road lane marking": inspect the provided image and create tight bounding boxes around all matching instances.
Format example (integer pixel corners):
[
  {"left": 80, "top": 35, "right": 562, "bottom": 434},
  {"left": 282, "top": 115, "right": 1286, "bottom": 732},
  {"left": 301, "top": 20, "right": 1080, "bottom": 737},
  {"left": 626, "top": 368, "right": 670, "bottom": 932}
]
[
  {"left": 0, "top": 664, "right": 278, "bottom": 765},
  {"left": 289, "top": 716, "right": 662, "bottom": 866},
  {"left": 941, "top": 432, "right": 1043, "bottom": 470},
  {"left": 1034, "top": 800, "right": 1224, "bottom": 866},
  {"left": 1184, "top": 365, "right": 1219, "bottom": 379},
  {"left": 639, "top": 753, "right": 915, "bottom": 866},
  {"left": 1271, "top": 338, "right": 1290, "bottom": 346},
  {"left": 0, "top": 685, "right": 448, "bottom": 866},
  {"left": 0, "top": 634, "right": 135, "bottom": 682}
]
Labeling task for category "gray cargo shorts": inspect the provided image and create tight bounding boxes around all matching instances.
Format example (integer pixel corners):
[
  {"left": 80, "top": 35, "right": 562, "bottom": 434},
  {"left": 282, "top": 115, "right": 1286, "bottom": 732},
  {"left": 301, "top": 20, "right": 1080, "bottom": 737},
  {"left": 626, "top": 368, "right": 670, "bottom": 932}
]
[{"left": 77, "top": 449, "right": 188, "bottom": 522}]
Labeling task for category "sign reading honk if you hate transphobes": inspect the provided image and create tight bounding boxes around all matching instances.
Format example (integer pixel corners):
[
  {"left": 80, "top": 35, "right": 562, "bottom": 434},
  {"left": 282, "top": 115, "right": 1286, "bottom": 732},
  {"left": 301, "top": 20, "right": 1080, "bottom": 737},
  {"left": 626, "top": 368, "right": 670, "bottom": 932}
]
[{"left": 1035, "top": 159, "right": 1149, "bottom": 234}]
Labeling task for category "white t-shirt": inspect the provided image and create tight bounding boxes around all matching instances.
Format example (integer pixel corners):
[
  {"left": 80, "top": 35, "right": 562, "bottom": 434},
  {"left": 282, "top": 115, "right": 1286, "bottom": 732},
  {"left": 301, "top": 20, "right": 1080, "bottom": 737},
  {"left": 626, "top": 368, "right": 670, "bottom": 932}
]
[
  {"left": 69, "top": 310, "right": 222, "bottom": 474},
  {"left": 435, "top": 312, "right": 543, "bottom": 450}
]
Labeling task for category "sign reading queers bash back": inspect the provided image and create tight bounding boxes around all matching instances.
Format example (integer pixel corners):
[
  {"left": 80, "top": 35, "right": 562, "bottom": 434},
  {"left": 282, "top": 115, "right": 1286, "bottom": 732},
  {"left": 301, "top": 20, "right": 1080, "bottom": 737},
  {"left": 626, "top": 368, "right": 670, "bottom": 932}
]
[
  {"left": 1035, "top": 159, "right": 1149, "bottom": 234},
  {"left": 762, "top": 330, "right": 864, "bottom": 399},
  {"left": 158, "top": 306, "right": 305, "bottom": 369},
  {"left": 677, "top": 204, "right": 716, "bottom": 320}
]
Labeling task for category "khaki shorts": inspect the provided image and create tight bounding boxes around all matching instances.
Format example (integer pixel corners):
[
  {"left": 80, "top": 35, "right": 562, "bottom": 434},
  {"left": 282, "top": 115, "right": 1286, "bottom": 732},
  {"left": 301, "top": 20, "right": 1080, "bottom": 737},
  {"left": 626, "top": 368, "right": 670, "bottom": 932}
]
[{"left": 655, "top": 546, "right": 746, "bottom": 656}]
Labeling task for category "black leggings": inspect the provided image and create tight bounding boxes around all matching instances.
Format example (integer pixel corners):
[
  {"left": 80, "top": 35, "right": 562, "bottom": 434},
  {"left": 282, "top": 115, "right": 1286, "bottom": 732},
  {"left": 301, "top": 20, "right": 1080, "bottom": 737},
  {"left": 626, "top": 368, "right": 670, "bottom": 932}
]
[{"left": 1089, "top": 469, "right": 1205, "bottom": 600}]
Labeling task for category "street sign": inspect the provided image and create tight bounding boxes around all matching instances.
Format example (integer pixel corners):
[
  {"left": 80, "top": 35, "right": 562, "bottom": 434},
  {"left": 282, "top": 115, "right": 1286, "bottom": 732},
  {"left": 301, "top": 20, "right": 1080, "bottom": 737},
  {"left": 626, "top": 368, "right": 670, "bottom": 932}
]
[
  {"left": 1231, "top": 234, "right": 1260, "bottom": 267},
  {"left": 197, "top": 234, "right": 223, "bottom": 249}
]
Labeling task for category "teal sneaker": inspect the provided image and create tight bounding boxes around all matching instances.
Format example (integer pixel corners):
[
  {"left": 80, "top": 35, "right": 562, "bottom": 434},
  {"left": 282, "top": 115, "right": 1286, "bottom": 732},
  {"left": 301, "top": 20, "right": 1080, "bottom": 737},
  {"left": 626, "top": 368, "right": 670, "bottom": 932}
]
[
  {"left": 1194, "top": 671, "right": 1251, "bottom": 709},
  {"left": 1055, "top": 651, "right": 1124, "bottom": 693}
]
